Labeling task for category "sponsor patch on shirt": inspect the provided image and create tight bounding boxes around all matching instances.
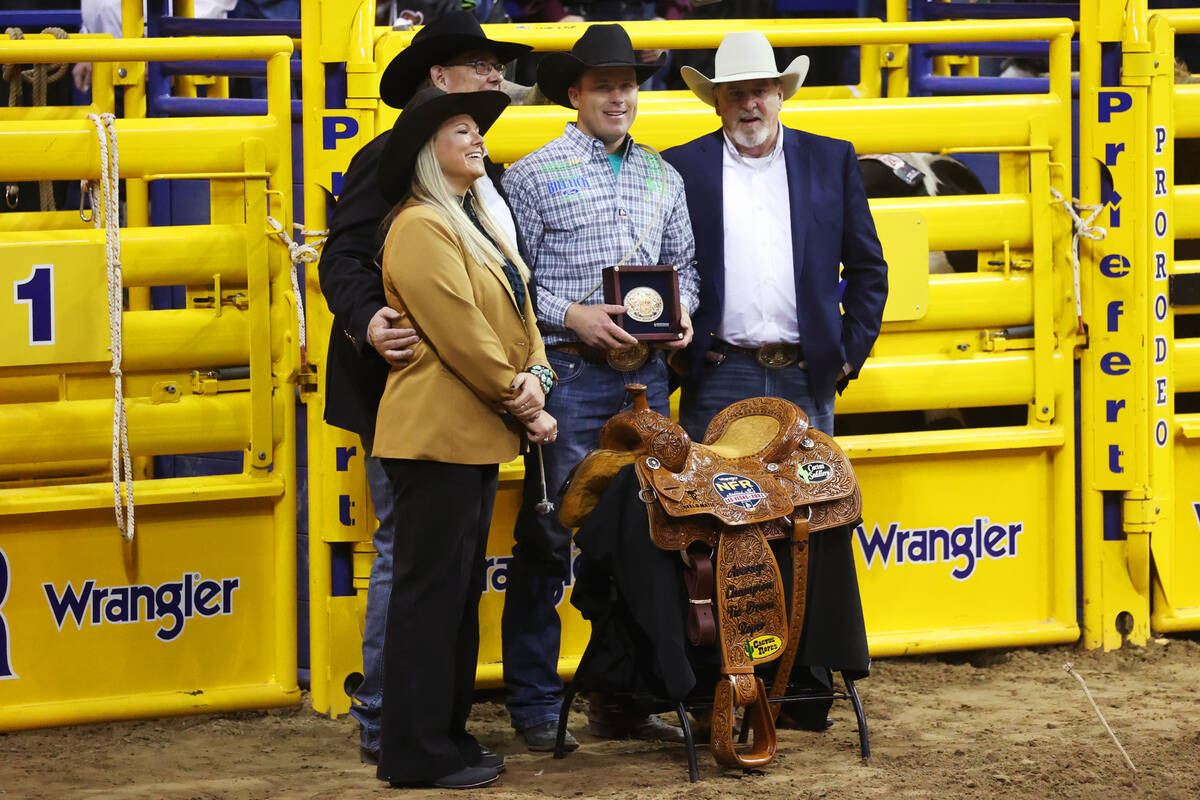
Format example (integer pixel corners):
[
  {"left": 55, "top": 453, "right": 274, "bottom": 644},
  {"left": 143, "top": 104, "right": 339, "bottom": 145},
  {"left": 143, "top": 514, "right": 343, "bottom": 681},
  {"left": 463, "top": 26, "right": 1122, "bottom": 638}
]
[{"left": 546, "top": 175, "right": 590, "bottom": 198}]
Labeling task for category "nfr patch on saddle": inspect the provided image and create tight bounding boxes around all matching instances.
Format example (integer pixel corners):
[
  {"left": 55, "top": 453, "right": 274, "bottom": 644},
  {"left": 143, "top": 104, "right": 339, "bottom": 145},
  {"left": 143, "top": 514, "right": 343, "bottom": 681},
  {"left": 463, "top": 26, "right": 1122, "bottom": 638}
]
[{"left": 560, "top": 386, "right": 863, "bottom": 770}]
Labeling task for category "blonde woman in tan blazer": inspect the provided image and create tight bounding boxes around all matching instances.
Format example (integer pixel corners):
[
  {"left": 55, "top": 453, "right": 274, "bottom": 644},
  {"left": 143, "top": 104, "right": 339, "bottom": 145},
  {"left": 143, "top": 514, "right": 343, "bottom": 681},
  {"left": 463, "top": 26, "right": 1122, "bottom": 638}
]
[{"left": 370, "top": 88, "right": 555, "bottom": 791}]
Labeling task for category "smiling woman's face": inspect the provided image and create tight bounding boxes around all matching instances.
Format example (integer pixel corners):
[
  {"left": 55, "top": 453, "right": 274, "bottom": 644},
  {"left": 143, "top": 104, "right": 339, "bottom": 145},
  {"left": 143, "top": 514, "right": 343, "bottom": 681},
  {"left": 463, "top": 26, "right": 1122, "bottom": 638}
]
[{"left": 433, "top": 113, "right": 487, "bottom": 194}]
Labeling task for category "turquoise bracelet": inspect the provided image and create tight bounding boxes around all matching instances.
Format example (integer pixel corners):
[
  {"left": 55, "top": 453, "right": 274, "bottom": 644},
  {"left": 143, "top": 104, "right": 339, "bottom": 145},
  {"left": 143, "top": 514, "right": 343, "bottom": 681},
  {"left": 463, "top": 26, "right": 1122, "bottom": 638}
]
[{"left": 528, "top": 364, "right": 555, "bottom": 396}]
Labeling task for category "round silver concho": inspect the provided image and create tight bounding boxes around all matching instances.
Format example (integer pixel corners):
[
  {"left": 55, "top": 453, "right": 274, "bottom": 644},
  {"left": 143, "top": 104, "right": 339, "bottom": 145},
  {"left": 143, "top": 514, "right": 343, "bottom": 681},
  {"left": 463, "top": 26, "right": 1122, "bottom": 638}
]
[
  {"left": 623, "top": 286, "right": 664, "bottom": 323},
  {"left": 645, "top": 456, "right": 661, "bottom": 470}
]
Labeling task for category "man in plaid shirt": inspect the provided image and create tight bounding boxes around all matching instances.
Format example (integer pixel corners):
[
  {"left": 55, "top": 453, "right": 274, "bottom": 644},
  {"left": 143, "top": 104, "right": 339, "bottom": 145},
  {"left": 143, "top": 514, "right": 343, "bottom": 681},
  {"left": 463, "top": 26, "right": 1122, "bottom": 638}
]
[{"left": 499, "top": 25, "right": 699, "bottom": 750}]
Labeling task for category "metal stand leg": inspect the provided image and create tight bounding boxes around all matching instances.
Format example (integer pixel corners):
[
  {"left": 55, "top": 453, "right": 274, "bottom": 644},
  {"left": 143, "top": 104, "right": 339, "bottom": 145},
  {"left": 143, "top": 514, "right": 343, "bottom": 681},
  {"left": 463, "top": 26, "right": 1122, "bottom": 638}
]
[
  {"left": 554, "top": 683, "right": 577, "bottom": 759},
  {"left": 843, "top": 673, "right": 871, "bottom": 764},
  {"left": 675, "top": 702, "right": 700, "bottom": 783}
]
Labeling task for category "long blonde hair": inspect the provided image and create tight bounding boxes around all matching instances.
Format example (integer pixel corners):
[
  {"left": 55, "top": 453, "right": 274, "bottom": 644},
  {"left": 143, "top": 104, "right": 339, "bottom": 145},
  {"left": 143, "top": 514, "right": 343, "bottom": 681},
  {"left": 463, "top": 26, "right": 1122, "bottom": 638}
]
[{"left": 408, "top": 135, "right": 531, "bottom": 281}]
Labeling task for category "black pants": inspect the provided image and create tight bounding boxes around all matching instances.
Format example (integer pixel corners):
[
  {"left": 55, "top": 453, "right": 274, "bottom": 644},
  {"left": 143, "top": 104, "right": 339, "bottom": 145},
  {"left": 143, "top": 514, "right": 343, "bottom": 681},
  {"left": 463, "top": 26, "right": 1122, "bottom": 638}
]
[{"left": 376, "top": 459, "right": 498, "bottom": 784}]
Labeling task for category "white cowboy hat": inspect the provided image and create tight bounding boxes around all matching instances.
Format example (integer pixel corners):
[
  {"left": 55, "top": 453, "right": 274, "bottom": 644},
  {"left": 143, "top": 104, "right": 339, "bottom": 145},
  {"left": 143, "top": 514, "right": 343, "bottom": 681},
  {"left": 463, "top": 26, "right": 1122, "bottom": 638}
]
[{"left": 680, "top": 31, "right": 810, "bottom": 107}]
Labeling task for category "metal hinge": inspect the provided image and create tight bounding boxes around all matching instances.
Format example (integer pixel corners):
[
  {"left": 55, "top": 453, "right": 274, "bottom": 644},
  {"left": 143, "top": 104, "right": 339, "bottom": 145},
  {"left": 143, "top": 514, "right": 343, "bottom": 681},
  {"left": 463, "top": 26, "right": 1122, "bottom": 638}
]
[{"left": 190, "top": 367, "right": 251, "bottom": 395}]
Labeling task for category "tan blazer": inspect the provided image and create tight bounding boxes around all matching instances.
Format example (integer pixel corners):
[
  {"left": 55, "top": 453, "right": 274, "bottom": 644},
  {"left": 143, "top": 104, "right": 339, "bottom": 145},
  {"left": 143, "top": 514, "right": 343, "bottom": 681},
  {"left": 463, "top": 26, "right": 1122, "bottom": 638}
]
[{"left": 372, "top": 201, "right": 550, "bottom": 464}]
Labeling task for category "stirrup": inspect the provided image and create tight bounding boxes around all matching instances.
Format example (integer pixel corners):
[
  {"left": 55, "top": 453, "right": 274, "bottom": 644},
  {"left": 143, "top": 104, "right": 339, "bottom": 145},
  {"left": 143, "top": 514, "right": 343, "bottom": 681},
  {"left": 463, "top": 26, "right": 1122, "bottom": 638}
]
[{"left": 709, "top": 674, "right": 777, "bottom": 768}]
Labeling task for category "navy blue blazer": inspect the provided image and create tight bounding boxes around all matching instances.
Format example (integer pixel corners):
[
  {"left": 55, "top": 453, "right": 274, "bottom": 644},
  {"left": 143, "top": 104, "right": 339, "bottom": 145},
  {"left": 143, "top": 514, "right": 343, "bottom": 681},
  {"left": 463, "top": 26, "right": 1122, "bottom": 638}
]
[{"left": 662, "top": 127, "right": 888, "bottom": 401}]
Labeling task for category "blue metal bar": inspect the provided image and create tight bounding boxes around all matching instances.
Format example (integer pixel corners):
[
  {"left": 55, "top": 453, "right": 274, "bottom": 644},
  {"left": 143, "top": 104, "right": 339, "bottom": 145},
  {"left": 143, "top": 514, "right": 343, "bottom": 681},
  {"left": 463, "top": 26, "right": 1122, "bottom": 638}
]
[
  {"left": 153, "top": 95, "right": 303, "bottom": 118},
  {"left": 916, "top": 74, "right": 1081, "bottom": 95},
  {"left": 0, "top": 11, "right": 82, "bottom": 28},
  {"left": 918, "top": 2, "right": 1079, "bottom": 21},
  {"left": 325, "top": 63, "right": 347, "bottom": 111},
  {"left": 1101, "top": 42, "right": 1122, "bottom": 86},
  {"left": 158, "top": 59, "right": 302, "bottom": 78},
  {"left": 923, "top": 41, "right": 1080, "bottom": 57},
  {"left": 157, "top": 16, "right": 301, "bottom": 37},
  {"left": 146, "top": 0, "right": 171, "bottom": 120}
]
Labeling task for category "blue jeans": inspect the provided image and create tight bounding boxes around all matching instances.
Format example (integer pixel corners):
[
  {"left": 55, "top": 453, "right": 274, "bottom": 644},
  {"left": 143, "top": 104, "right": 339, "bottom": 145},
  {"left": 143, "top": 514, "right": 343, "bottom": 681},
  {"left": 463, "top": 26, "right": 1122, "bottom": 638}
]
[
  {"left": 349, "top": 449, "right": 396, "bottom": 754},
  {"left": 679, "top": 352, "right": 835, "bottom": 442},
  {"left": 502, "top": 350, "right": 669, "bottom": 731}
]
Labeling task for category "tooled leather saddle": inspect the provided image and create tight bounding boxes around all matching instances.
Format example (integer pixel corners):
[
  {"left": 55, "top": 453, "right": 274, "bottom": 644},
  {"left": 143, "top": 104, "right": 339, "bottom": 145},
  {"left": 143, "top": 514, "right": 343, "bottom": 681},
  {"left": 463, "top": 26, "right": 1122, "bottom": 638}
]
[{"left": 560, "top": 385, "right": 861, "bottom": 770}]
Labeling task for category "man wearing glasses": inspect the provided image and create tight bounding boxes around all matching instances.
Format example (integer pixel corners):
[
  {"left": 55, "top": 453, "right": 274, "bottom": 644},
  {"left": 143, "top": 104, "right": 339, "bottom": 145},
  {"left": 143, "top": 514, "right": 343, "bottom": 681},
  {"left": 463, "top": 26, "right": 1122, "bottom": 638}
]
[{"left": 317, "top": 11, "right": 536, "bottom": 768}]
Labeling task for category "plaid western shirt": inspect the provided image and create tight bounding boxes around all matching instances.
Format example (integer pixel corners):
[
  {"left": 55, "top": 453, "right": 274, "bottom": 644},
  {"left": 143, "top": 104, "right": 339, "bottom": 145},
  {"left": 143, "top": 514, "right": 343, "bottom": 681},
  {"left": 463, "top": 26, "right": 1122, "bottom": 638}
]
[{"left": 502, "top": 123, "right": 699, "bottom": 346}]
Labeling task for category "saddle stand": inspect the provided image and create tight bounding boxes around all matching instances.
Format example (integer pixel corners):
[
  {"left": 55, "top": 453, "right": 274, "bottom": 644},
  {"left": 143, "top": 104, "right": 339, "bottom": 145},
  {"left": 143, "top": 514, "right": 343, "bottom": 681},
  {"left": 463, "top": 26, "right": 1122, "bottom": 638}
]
[{"left": 557, "top": 385, "right": 870, "bottom": 779}]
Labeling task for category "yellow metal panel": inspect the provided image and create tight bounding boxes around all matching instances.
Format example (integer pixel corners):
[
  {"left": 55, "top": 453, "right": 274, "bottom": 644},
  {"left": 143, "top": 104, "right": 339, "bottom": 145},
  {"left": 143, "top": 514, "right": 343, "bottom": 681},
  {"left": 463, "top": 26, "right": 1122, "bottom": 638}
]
[
  {"left": 313, "top": 109, "right": 374, "bottom": 197},
  {"left": 474, "top": 478, "right": 589, "bottom": 689},
  {"left": 874, "top": 209, "right": 929, "bottom": 322},
  {"left": 1086, "top": 87, "right": 1144, "bottom": 491},
  {"left": 1146, "top": 17, "right": 1178, "bottom": 615},
  {"left": 854, "top": 447, "right": 1077, "bottom": 653},
  {"left": 0, "top": 241, "right": 109, "bottom": 368},
  {"left": 0, "top": 500, "right": 298, "bottom": 731}
]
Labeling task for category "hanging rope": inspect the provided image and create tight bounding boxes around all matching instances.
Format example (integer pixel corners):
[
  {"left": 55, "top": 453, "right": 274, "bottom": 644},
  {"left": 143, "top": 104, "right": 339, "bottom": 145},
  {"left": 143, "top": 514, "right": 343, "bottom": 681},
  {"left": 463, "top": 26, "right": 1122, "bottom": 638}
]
[
  {"left": 4, "top": 27, "right": 71, "bottom": 211},
  {"left": 88, "top": 112, "right": 135, "bottom": 543},
  {"left": 265, "top": 216, "right": 325, "bottom": 368},
  {"left": 1050, "top": 186, "right": 1107, "bottom": 335}
]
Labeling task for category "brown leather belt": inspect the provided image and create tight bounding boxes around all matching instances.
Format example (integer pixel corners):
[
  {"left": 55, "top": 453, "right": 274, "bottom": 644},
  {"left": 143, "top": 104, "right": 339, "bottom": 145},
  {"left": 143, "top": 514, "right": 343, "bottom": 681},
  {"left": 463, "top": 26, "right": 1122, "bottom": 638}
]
[
  {"left": 706, "top": 340, "right": 804, "bottom": 369},
  {"left": 549, "top": 342, "right": 608, "bottom": 363},
  {"left": 550, "top": 342, "right": 651, "bottom": 371}
]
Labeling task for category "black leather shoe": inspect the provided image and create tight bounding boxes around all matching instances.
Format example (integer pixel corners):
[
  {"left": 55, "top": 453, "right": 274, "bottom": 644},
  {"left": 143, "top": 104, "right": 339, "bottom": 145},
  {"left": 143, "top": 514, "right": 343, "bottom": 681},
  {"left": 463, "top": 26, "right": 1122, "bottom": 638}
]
[
  {"left": 521, "top": 720, "right": 578, "bottom": 752},
  {"left": 778, "top": 712, "right": 834, "bottom": 732},
  {"left": 473, "top": 745, "right": 505, "bottom": 772},
  {"left": 588, "top": 713, "right": 686, "bottom": 743},
  {"left": 429, "top": 765, "right": 500, "bottom": 790}
]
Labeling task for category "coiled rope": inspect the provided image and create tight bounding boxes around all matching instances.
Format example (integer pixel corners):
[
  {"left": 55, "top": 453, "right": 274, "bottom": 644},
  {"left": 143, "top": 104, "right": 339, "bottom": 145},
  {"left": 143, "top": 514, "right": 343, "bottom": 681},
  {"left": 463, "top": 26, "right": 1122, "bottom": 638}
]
[
  {"left": 4, "top": 26, "right": 71, "bottom": 211},
  {"left": 265, "top": 217, "right": 325, "bottom": 367},
  {"left": 87, "top": 112, "right": 135, "bottom": 543}
]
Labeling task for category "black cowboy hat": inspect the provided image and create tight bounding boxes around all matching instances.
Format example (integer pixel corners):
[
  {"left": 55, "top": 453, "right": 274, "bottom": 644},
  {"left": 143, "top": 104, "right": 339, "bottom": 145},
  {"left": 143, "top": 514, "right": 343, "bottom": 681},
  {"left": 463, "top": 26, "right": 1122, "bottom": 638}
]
[
  {"left": 378, "top": 87, "right": 511, "bottom": 204},
  {"left": 379, "top": 11, "right": 533, "bottom": 109},
  {"left": 537, "top": 24, "right": 664, "bottom": 109}
]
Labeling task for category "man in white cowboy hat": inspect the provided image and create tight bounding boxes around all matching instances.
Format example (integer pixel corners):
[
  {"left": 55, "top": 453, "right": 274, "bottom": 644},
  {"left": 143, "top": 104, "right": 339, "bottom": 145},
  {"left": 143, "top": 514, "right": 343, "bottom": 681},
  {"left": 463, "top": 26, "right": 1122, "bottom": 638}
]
[
  {"left": 316, "top": 11, "right": 535, "bottom": 767},
  {"left": 664, "top": 29, "right": 887, "bottom": 439},
  {"left": 663, "top": 29, "right": 883, "bottom": 729},
  {"left": 500, "top": 23, "right": 699, "bottom": 750}
]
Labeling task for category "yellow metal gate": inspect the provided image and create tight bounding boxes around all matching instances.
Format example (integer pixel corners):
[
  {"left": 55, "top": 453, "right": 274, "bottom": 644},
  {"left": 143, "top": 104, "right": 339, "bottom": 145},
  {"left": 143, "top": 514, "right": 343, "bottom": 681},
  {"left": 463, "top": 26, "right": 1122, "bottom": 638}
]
[{"left": 0, "top": 35, "right": 301, "bottom": 730}]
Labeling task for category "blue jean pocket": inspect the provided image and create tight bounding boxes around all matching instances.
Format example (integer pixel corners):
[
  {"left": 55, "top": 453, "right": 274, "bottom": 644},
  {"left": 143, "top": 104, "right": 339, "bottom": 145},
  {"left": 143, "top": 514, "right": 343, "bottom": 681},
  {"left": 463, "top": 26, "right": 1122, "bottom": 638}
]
[{"left": 546, "top": 350, "right": 585, "bottom": 385}]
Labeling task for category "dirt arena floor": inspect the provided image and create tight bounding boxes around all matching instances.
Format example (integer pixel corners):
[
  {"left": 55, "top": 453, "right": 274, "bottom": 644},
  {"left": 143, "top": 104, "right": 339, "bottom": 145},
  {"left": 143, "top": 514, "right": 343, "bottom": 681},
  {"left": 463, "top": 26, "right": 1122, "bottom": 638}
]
[{"left": 4, "top": 638, "right": 1200, "bottom": 800}]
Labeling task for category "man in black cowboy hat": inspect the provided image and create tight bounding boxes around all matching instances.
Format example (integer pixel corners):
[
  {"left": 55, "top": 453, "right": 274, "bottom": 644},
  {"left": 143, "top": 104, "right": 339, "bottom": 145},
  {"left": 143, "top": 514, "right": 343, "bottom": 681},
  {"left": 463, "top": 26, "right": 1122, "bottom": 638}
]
[
  {"left": 500, "top": 23, "right": 700, "bottom": 749},
  {"left": 316, "top": 10, "right": 533, "bottom": 767}
]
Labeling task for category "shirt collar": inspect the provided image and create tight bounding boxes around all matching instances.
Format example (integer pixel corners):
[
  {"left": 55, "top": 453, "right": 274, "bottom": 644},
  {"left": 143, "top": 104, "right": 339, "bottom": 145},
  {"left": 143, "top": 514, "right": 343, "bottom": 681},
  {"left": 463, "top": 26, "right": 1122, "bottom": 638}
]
[
  {"left": 563, "top": 122, "right": 635, "bottom": 162},
  {"left": 722, "top": 122, "right": 786, "bottom": 170}
]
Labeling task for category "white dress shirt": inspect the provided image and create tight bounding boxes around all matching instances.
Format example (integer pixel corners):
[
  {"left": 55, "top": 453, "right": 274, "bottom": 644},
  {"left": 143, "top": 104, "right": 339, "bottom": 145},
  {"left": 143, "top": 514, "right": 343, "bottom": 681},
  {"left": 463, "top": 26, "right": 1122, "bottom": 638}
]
[
  {"left": 718, "top": 123, "right": 800, "bottom": 347},
  {"left": 474, "top": 174, "right": 520, "bottom": 256}
]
